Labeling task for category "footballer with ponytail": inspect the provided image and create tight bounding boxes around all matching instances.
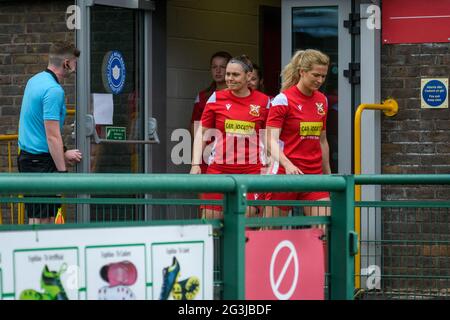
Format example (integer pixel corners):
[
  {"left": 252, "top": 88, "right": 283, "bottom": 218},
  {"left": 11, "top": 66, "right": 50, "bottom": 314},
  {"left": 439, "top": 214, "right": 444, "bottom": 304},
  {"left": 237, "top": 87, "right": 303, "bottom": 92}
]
[{"left": 265, "top": 49, "right": 332, "bottom": 220}]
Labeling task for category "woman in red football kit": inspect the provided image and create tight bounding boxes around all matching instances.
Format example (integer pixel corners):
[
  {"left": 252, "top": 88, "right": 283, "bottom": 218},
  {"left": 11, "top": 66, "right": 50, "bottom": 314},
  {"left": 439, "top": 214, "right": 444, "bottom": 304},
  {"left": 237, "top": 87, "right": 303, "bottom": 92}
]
[
  {"left": 265, "top": 49, "right": 331, "bottom": 218},
  {"left": 190, "top": 55, "right": 271, "bottom": 219},
  {"left": 191, "top": 51, "right": 232, "bottom": 174}
]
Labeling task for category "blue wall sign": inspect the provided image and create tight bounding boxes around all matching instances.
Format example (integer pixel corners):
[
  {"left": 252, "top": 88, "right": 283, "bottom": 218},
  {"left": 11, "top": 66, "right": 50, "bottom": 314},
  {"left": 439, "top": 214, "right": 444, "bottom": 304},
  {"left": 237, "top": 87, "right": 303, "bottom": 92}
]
[
  {"left": 102, "top": 51, "right": 126, "bottom": 95},
  {"left": 421, "top": 79, "right": 448, "bottom": 109}
]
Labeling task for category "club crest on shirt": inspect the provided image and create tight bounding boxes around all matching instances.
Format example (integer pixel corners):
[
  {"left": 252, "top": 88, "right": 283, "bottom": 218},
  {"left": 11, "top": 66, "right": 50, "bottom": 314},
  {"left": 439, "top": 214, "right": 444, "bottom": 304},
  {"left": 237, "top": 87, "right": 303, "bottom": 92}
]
[
  {"left": 249, "top": 104, "right": 261, "bottom": 116},
  {"left": 316, "top": 102, "right": 325, "bottom": 115}
]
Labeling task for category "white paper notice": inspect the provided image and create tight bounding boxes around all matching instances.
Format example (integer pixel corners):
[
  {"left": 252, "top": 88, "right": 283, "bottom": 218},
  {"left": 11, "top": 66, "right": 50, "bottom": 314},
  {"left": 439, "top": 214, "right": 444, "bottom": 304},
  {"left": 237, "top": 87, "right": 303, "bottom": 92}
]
[{"left": 93, "top": 93, "right": 113, "bottom": 125}]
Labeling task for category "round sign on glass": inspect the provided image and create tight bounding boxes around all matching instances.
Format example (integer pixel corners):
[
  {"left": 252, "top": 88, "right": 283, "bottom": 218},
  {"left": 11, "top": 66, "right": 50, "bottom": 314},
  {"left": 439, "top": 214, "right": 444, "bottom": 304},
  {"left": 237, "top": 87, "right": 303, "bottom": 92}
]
[{"left": 102, "top": 51, "right": 126, "bottom": 95}]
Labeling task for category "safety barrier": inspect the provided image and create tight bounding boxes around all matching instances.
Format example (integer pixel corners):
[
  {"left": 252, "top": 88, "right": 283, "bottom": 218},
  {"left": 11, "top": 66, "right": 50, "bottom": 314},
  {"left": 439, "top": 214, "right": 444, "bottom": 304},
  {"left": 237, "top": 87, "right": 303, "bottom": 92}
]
[
  {"left": 354, "top": 175, "right": 450, "bottom": 300},
  {"left": 0, "top": 173, "right": 354, "bottom": 300},
  {"left": 1, "top": 173, "right": 449, "bottom": 300}
]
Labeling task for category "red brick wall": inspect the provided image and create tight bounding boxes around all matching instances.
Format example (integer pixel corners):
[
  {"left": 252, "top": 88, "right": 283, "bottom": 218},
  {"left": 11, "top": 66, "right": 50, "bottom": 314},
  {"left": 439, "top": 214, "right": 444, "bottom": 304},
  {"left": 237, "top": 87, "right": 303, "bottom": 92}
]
[
  {"left": 379, "top": 43, "right": 450, "bottom": 296},
  {"left": 0, "top": 0, "right": 75, "bottom": 172},
  {"left": 381, "top": 43, "right": 450, "bottom": 200}
]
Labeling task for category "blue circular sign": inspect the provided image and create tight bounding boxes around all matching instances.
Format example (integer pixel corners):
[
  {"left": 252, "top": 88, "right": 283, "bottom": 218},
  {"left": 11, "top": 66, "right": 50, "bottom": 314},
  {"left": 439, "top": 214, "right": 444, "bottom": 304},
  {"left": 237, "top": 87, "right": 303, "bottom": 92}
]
[
  {"left": 103, "top": 51, "right": 126, "bottom": 94},
  {"left": 422, "top": 80, "right": 447, "bottom": 107}
]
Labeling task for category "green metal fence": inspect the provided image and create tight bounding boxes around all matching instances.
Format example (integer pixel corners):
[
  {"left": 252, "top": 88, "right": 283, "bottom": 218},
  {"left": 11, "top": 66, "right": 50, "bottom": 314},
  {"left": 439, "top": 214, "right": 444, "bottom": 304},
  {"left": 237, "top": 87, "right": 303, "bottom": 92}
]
[
  {"left": 355, "top": 175, "right": 450, "bottom": 300},
  {"left": 0, "top": 173, "right": 355, "bottom": 300},
  {"left": 1, "top": 173, "right": 449, "bottom": 300}
]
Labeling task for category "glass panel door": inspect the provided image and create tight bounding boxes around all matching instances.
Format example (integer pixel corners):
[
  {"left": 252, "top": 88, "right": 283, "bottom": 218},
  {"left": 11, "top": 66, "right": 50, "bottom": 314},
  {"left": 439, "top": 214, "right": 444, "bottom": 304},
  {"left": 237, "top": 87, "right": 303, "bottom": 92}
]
[
  {"left": 292, "top": 6, "right": 339, "bottom": 173},
  {"left": 282, "top": 0, "right": 352, "bottom": 174},
  {"left": 76, "top": 1, "right": 151, "bottom": 223},
  {"left": 89, "top": 5, "right": 145, "bottom": 221},
  {"left": 90, "top": 5, "right": 144, "bottom": 173}
]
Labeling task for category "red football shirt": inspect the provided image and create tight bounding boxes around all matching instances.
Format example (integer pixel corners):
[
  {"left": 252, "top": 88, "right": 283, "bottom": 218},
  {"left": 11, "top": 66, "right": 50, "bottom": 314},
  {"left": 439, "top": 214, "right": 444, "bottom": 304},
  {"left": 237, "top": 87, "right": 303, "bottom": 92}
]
[
  {"left": 191, "top": 89, "right": 216, "bottom": 173},
  {"left": 266, "top": 85, "right": 328, "bottom": 174},
  {"left": 201, "top": 89, "right": 270, "bottom": 173},
  {"left": 191, "top": 89, "right": 211, "bottom": 123}
]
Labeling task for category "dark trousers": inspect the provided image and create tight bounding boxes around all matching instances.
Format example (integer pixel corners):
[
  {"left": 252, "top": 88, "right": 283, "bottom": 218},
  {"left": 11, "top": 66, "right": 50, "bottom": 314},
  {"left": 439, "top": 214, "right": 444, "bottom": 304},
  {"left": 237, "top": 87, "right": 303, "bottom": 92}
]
[{"left": 17, "top": 150, "right": 60, "bottom": 219}]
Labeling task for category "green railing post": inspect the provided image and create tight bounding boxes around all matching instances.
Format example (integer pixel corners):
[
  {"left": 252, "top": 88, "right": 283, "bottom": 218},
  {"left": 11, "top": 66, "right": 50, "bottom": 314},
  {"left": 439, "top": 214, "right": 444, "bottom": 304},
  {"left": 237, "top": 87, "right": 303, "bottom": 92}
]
[
  {"left": 330, "top": 175, "right": 356, "bottom": 300},
  {"left": 222, "top": 179, "right": 247, "bottom": 300}
]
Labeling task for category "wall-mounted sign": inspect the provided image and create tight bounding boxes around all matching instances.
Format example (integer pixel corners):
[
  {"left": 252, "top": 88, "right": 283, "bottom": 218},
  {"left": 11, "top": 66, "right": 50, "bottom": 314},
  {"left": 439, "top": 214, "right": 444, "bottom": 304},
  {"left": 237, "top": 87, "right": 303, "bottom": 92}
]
[
  {"left": 421, "top": 78, "right": 448, "bottom": 109},
  {"left": 382, "top": 0, "right": 450, "bottom": 44},
  {"left": 106, "top": 127, "right": 126, "bottom": 140},
  {"left": 102, "top": 51, "right": 126, "bottom": 95}
]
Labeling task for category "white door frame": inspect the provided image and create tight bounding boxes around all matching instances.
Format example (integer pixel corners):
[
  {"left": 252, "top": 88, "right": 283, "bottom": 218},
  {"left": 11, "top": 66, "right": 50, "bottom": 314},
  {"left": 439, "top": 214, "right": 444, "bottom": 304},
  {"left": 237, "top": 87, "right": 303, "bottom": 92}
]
[
  {"left": 75, "top": 0, "right": 153, "bottom": 222},
  {"left": 360, "top": 1, "right": 382, "bottom": 289}
]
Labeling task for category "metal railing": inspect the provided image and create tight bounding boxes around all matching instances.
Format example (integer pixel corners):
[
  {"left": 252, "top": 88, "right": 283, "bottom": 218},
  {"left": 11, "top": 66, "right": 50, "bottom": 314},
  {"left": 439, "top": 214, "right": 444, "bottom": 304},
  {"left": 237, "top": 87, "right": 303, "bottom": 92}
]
[
  {"left": 354, "top": 175, "right": 450, "bottom": 300},
  {"left": 1, "top": 173, "right": 449, "bottom": 300},
  {"left": 0, "top": 173, "right": 355, "bottom": 300}
]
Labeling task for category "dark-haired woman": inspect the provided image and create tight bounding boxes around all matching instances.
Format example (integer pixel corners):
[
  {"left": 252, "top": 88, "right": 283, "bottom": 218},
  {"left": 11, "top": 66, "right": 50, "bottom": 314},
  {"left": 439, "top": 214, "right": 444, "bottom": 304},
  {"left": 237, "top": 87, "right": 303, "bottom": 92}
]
[{"left": 190, "top": 55, "right": 271, "bottom": 219}]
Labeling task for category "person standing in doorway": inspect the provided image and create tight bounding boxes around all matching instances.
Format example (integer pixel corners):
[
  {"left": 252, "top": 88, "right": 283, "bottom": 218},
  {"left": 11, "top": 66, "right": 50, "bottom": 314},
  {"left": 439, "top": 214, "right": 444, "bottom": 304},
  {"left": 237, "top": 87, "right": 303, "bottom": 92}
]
[
  {"left": 18, "top": 41, "right": 82, "bottom": 224},
  {"left": 190, "top": 51, "right": 232, "bottom": 174},
  {"left": 265, "top": 49, "right": 331, "bottom": 219}
]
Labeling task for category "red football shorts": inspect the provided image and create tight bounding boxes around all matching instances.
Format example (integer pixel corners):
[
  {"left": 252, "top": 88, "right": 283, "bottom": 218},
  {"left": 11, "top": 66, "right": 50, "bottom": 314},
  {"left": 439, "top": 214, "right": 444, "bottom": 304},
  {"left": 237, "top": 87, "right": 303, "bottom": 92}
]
[
  {"left": 265, "top": 162, "right": 329, "bottom": 211},
  {"left": 200, "top": 165, "right": 263, "bottom": 212}
]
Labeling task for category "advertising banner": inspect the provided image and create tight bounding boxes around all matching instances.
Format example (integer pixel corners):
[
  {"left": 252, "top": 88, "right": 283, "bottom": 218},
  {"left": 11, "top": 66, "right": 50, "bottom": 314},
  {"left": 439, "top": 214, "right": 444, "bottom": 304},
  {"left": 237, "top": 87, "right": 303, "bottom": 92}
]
[{"left": 0, "top": 225, "right": 213, "bottom": 301}]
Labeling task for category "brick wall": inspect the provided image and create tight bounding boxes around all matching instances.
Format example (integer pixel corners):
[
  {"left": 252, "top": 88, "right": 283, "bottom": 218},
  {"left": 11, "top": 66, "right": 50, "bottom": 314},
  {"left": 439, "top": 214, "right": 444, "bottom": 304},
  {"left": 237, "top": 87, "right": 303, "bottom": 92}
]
[
  {"left": 380, "top": 43, "right": 450, "bottom": 295},
  {"left": 379, "top": 207, "right": 450, "bottom": 294},
  {"left": 0, "top": 0, "right": 75, "bottom": 173},
  {"left": 381, "top": 43, "right": 450, "bottom": 200}
]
